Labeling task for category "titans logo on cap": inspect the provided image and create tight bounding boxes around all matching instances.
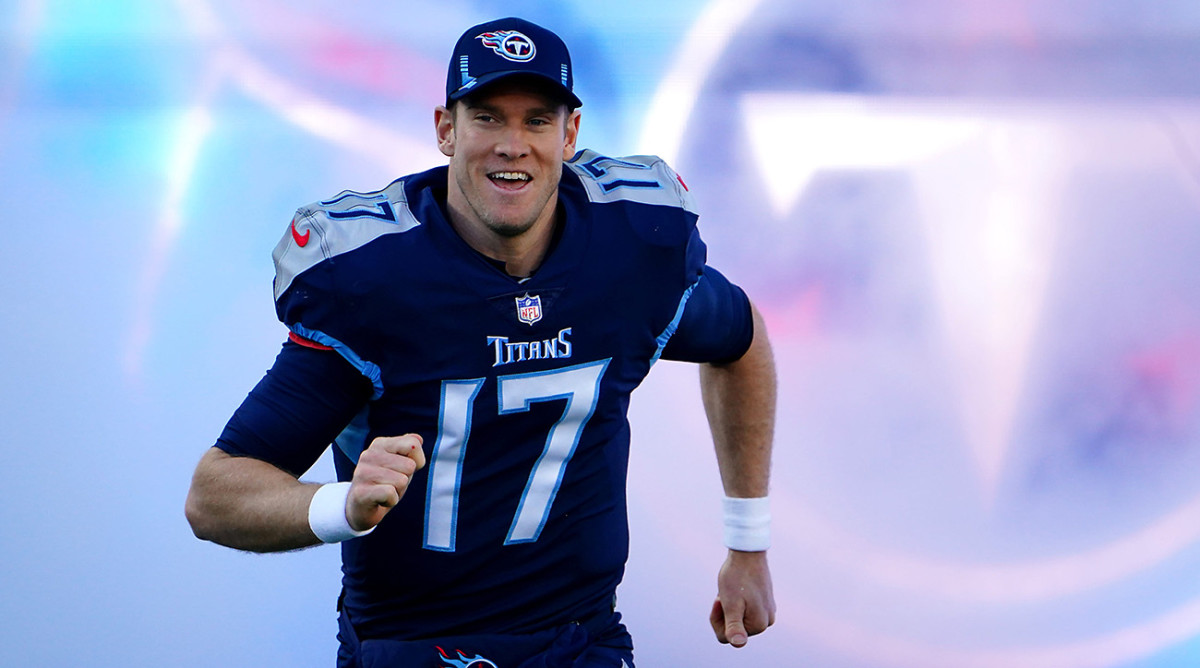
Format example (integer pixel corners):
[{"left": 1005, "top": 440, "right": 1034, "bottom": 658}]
[{"left": 477, "top": 30, "right": 536, "bottom": 62}]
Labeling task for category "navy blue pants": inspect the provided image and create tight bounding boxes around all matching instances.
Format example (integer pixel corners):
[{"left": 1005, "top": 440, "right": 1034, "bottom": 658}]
[{"left": 337, "top": 605, "right": 635, "bottom": 668}]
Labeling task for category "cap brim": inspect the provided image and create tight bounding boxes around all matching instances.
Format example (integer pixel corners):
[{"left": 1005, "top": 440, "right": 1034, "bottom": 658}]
[{"left": 448, "top": 71, "right": 582, "bottom": 108}]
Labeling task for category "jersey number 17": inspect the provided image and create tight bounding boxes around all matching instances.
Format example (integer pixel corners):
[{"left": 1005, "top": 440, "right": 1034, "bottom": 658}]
[{"left": 422, "top": 359, "right": 610, "bottom": 552}]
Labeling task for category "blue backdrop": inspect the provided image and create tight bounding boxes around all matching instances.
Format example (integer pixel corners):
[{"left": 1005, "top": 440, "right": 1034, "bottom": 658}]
[{"left": 5, "top": 0, "right": 1200, "bottom": 666}]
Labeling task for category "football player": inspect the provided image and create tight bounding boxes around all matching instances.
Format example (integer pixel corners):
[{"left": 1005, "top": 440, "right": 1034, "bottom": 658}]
[{"left": 186, "top": 16, "right": 775, "bottom": 667}]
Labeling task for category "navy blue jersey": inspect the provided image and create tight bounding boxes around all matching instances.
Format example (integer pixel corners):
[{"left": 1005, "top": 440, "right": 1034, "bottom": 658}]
[{"left": 219, "top": 150, "right": 752, "bottom": 642}]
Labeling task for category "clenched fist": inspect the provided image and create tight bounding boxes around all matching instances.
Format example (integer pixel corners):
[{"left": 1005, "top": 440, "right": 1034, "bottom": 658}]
[
  {"left": 710, "top": 550, "right": 775, "bottom": 647},
  {"left": 346, "top": 434, "right": 426, "bottom": 532}
]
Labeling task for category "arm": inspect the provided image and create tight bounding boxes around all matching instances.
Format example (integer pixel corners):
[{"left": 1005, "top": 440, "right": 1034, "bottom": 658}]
[
  {"left": 184, "top": 341, "right": 424, "bottom": 552},
  {"left": 186, "top": 447, "right": 322, "bottom": 552},
  {"left": 700, "top": 301, "right": 777, "bottom": 648},
  {"left": 186, "top": 436, "right": 426, "bottom": 553}
]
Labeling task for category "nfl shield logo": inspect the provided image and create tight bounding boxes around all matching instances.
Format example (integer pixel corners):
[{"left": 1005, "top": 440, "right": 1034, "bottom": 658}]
[{"left": 515, "top": 294, "right": 543, "bottom": 325}]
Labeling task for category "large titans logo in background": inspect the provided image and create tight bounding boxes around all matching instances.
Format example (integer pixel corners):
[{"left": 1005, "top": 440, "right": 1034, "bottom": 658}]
[{"left": 640, "top": 0, "right": 1200, "bottom": 666}]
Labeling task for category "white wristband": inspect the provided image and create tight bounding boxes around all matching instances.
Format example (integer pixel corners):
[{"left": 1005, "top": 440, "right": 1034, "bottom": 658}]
[
  {"left": 723, "top": 496, "right": 771, "bottom": 551},
  {"left": 308, "top": 482, "right": 374, "bottom": 543}
]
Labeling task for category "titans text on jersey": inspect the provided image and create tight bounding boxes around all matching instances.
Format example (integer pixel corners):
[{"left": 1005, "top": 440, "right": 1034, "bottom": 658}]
[{"left": 489, "top": 327, "right": 573, "bottom": 367}]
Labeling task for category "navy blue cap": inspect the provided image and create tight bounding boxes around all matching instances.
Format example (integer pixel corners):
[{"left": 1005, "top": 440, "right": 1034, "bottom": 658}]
[{"left": 446, "top": 17, "right": 581, "bottom": 108}]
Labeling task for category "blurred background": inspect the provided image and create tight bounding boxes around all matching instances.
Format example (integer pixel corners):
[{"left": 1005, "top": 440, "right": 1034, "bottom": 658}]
[{"left": 4, "top": 0, "right": 1200, "bottom": 666}]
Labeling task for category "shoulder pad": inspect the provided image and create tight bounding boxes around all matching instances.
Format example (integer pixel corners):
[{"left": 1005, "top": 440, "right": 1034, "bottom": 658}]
[
  {"left": 272, "top": 179, "right": 420, "bottom": 301},
  {"left": 566, "top": 149, "right": 698, "bottom": 214}
]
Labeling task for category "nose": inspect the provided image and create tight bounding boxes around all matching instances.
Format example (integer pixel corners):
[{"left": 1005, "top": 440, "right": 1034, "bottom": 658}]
[{"left": 494, "top": 123, "right": 530, "bottom": 160}]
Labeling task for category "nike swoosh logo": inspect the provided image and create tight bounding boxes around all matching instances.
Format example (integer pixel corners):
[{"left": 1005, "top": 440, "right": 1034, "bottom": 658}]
[{"left": 291, "top": 220, "right": 310, "bottom": 247}]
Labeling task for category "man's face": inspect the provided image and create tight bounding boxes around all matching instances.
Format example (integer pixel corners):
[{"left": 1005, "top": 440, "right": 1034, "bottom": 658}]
[{"left": 436, "top": 82, "right": 581, "bottom": 240}]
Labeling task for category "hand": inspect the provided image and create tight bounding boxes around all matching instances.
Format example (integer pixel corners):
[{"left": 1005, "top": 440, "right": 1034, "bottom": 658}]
[
  {"left": 346, "top": 434, "right": 426, "bottom": 532},
  {"left": 710, "top": 549, "right": 775, "bottom": 648}
]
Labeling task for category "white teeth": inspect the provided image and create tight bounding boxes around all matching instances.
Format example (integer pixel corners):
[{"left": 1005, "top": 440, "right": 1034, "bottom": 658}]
[{"left": 490, "top": 172, "right": 530, "bottom": 181}]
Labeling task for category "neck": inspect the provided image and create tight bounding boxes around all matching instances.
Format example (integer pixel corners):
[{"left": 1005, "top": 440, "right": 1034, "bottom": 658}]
[{"left": 444, "top": 198, "right": 559, "bottom": 279}]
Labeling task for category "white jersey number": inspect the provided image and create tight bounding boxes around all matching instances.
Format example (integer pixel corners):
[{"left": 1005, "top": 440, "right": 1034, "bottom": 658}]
[{"left": 423, "top": 360, "right": 610, "bottom": 552}]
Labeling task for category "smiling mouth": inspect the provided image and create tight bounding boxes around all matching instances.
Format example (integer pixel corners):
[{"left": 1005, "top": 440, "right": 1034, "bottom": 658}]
[{"left": 488, "top": 171, "right": 532, "bottom": 190}]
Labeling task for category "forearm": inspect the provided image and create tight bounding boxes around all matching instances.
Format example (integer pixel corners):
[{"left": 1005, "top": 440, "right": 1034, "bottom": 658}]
[
  {"left": 700, "top": 302, "right": 775, "bottom": 498},
  {"left": 703, "top": 303, "right": 778, "bottom": 645},
  {"left": 185, "top": 447, "right": 322, "bottom": 553}
]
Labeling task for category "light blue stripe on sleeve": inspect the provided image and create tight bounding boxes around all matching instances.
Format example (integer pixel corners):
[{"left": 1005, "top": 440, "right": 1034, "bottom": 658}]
[
  {"left": 289, "top": 323, "right": 384, "bottom": 400},
  {"left": 650, "top": 278, "right": 700, "bottom": 366}
]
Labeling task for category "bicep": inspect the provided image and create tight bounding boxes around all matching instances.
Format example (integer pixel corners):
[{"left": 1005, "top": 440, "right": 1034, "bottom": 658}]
[{"left": 215, "top": 340, "right": 373, "bottom": 476}]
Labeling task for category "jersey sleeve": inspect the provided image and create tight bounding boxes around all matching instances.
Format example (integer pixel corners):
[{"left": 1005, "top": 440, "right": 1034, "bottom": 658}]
[
  {"left": 215, "top": 340, "right": 372, "bottom": 476},
  {"left": 658, "top": 264, "right": 754, "bottom": 365},
  {"left": 270, "top": 187, "right": 420, "bottom": 399},
  {"left": 565, "top": 151, "right": 748, "bottom": 365}
]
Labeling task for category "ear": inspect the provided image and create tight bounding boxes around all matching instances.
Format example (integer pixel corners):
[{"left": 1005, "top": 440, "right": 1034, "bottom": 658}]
[
  {"left": 435, "top": 105, "right": 456, "bottom": 157},
  {"left": 562, "top": 109, "right": 582, "bottom": 161}
]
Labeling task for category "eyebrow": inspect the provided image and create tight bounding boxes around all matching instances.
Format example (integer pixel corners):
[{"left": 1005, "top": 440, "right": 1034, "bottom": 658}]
[{"left": 465, "top": 101, "right": 562, "bottom": 118}]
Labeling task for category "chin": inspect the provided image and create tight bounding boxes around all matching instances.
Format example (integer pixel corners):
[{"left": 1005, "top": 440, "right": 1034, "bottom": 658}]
[{"left": 484, "top": 217, "right": 536, "bottom": 238}]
